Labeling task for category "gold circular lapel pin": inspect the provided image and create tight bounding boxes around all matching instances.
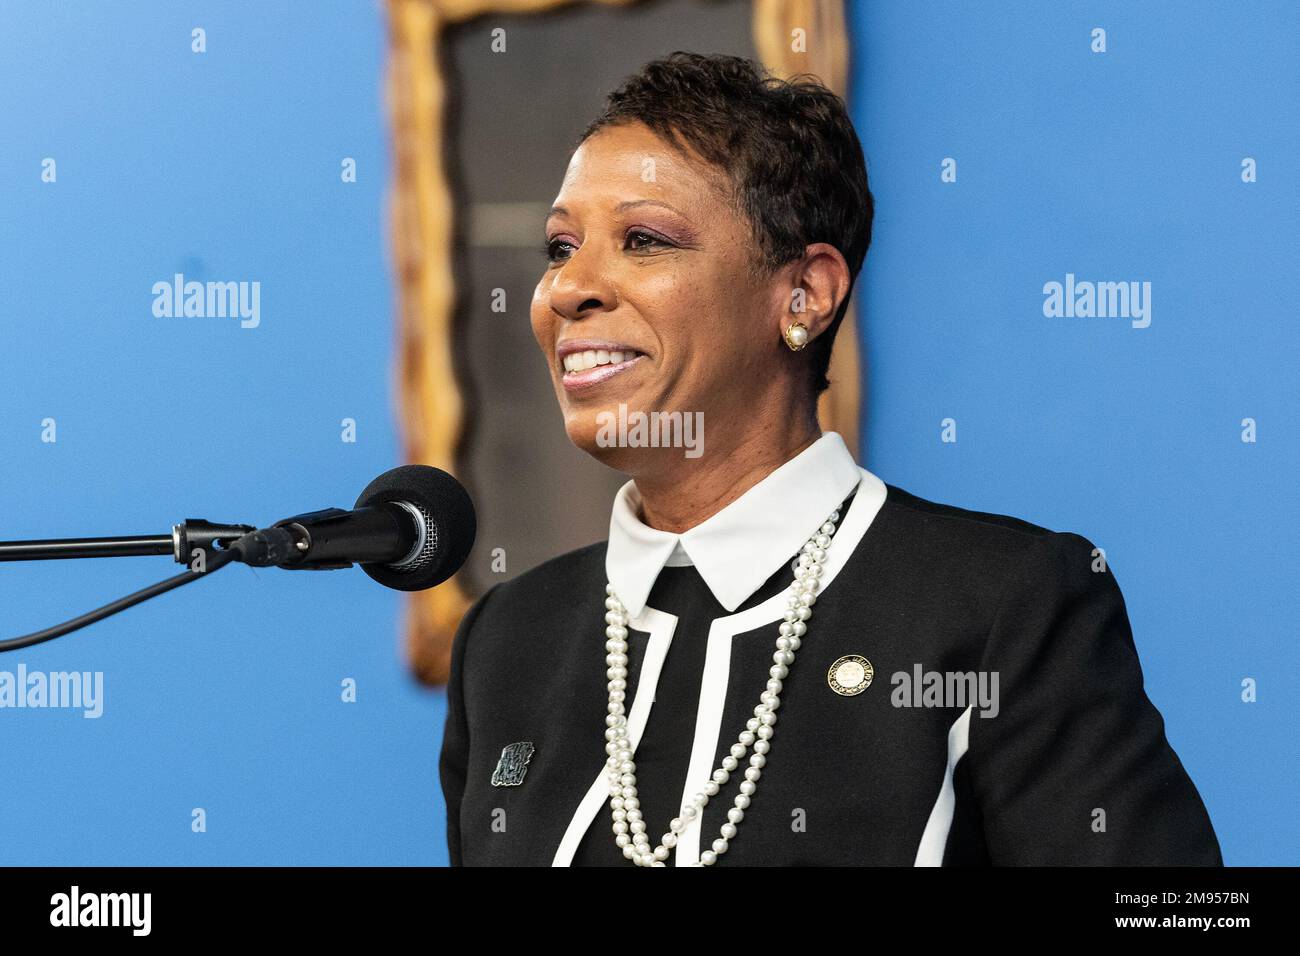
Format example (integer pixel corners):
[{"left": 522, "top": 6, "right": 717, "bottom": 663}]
[{"left": 827, "top": 655, "right": 874, "bottom": 696}]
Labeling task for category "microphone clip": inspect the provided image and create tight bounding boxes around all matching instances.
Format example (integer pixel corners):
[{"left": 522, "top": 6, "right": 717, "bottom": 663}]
[{"left": 171, "top": 519, "right": 256, "bottom": 566}]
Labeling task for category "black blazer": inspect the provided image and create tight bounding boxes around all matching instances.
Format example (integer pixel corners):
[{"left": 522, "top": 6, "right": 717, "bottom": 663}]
[{"left": 440, "top": 483, "right": 1222, "bottom": 866}]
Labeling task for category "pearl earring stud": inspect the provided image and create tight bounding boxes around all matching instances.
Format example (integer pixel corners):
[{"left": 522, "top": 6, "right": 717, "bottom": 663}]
[{"left": 783, "top": 322, "right": 810, "bottom": 352}]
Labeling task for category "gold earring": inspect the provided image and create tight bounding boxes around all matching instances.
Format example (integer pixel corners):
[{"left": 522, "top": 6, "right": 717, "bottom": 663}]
[{"left": 783, "top": 322, "right": 810, "bottom": 352}]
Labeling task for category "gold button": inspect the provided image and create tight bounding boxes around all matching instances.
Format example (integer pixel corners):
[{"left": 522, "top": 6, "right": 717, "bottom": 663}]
[{"left": 827, "top": 655, "right": 874, "bottom": 696}]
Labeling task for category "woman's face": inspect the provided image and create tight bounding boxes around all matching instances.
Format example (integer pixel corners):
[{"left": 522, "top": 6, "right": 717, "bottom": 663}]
[{"left": 530, "top": 121, "right": 792, "bottom": 471}]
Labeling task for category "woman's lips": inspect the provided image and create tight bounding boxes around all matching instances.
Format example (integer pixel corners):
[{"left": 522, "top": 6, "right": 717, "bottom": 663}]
[{"left": 560, "top": 352, "right": 646, "bottom": 392}]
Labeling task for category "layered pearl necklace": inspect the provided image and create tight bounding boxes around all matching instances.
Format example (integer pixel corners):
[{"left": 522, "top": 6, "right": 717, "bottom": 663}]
[{"left": 602, "top": 506, "right": 842, "bottom": 866}]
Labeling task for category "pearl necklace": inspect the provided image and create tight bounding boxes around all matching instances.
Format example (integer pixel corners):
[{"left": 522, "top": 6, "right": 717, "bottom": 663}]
[{"left": 602, "top": 506, "right": 842, "bottom": 866}]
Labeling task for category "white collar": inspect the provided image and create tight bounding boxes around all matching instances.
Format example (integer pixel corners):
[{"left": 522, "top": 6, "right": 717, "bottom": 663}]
[{"left": 605, "top": 431, "right": 866, "bottom": 617}]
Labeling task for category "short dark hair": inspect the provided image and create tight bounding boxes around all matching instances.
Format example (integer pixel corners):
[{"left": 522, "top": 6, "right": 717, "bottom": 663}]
[{"left": 580, "top": 51, "right": 873, "bottom": 396}]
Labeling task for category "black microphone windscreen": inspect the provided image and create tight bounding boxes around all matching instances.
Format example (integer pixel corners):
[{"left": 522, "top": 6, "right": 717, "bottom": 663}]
[{"left": 353, "top": 465, "right": 476, "bottom": 591}]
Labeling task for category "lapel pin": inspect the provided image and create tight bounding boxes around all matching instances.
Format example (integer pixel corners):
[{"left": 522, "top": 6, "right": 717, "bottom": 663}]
[
  {"left": 828, "top": 655, "right": 874, "bottom": 696},
  {"left": 491, "top": 741, "right": 535, "bottom": 787}
]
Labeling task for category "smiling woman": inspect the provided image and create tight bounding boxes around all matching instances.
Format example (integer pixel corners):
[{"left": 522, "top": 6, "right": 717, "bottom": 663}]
[
  {"left": 531, "top": 69, "right": 863, "bottom": 523},
  {"left": 440, "top": 52, "right": 1222, "bottom": 867}
]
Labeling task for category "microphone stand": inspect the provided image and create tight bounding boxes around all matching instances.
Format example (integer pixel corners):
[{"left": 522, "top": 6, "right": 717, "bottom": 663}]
[
  {"left": 0, "top": 520, "right": 255, "bottom": 652},
  {"left": 0, "top": 520, "right": 254, "bottom": 564}
]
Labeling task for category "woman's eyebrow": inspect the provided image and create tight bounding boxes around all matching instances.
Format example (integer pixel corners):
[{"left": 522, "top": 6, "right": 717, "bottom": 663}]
[
  {"left": 545, "top": 200, "right": 692, "bottom": 223},
  {"left": 615, "top": 199, "right": 691, "bottom": 219}
]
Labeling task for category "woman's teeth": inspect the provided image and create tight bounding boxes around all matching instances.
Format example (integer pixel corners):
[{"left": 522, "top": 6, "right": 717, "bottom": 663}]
[{"left": 563, "top": 349, "right": 637, "bottom": 373}]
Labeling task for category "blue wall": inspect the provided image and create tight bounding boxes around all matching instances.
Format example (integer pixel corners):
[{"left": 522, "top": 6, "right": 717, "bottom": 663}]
[
  {"left": 0, "top": 2, "right": 446, "bottom": 864},
  {"left": 1, "top": 1, "right": 1292, "bottom": 867},
  {"left": 849, "top": 0, "right": 1298, "bottom": 865}
]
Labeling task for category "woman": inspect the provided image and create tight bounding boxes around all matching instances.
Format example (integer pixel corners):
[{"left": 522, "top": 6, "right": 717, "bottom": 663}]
[{"left": 440, "top": 52, "right": 1221, "bottom": 866}]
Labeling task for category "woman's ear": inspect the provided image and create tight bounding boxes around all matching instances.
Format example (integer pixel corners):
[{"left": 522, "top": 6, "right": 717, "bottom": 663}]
[{"left": 781, "top": 242, "right": 851, "bottom": 345}]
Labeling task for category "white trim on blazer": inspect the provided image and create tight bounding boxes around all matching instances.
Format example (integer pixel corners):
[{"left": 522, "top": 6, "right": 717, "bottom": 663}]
[{"left": 553, "top": 466, "right": 889, "bottom": 866}]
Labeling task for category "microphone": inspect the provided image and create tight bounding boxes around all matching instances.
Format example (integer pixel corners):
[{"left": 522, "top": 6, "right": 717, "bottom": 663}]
[
  {"left": 0, "top": 465, "right": 477, "bottom": 652},
  {"left": 229, "top": 465, "right": 477, "bottom": 592}
]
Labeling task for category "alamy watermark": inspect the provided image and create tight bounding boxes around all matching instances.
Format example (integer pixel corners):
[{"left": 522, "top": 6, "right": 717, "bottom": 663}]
[
  {"left": 596, "top": 403, "right": 704, "bottom": 459},
  {"left": 152, "top": 273, "right": 260, "bottom": 328},
  {"left": 891, "top": 664, "right": 999, "bottom": 718},
  {"left": 1042, "top": 272, "right": 1151, "bottom": 329},
  {"left": 50, "top": 886, "right": 150, "bottom": 936},
  {"left": 0, "top": 664, "right": 104, "bottom": 718}
]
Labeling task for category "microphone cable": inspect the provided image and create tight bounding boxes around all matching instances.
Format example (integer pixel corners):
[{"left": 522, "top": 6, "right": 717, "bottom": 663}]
[{"left": 0, "top": 527, "right": 295, "bottom": 653}]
